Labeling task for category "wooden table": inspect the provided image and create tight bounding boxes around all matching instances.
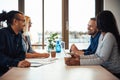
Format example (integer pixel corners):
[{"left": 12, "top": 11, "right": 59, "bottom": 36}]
[{"left": 0, "top": 57, "right": 119, "bottom": 80}]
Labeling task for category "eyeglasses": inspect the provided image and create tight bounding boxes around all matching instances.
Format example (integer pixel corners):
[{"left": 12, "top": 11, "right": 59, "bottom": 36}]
[
  {"left": 16, "top": 18, "right": 25, "bottom": 23},
  {"left": 88, "top": 24, "right": 96, "bottom": 27},
  {"left": 29, "top": 22, "right": 32, "bottom": 25}
]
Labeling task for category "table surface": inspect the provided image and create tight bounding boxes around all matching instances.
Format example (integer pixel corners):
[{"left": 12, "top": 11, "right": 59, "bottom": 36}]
[{"left": 0, "top": 52, "right": 119, "bottom": 80}]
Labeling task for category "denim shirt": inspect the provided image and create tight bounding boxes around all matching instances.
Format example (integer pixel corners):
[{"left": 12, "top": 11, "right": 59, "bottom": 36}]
[
  {"left": 83, "top": 32, "right": 101, "bottom": 55},
  {"left": 0, "top": 27, "right": 26, "bottom": 76},
  {"left": 22, "top": 35, "right": 35, "bottom": 53}
]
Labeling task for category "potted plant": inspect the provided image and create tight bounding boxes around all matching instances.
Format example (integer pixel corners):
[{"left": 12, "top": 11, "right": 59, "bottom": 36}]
[{"left": 47, "top": 33, "right": 58, "bottom": 52}]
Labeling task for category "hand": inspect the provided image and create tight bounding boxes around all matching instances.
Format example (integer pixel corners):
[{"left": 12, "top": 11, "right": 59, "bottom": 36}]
[
  {"left": 70, "top": 44, "right": 79, "bottom": 53},
  {"left": 71, "top": 53, "right": 80, "bottom": 58},
  {"left": 70, "top": 44, "right": 84, "bottom": 55},
  {"left": 18, "top": 60, "right": 31, "bottom": 68},
  {"left": 75, "top": 50, "right": 84, "bottom": 55},
  {"left": 64, "top": 57, "right": 80, "bottom": 66},
  {"left": 41, "top": 53, "right": 50, "bottom": 58}
]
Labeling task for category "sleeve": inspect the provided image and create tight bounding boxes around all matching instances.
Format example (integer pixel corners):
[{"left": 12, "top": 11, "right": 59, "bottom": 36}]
[
  {"left": 10, "top": 34, "right": 26, "bottom": 67},
  {"left": 83, "top": 46, "right": 93, "bottom": 55},
  {"left": 83, "top": 45, "right": 98, "bottom": 55},
  {"left": 27, "top": 36, "right": 35, "bottom": 53},
  {"left": 0, "top": 31, "right": 25, "bottom": 67},
  {"left": 0, "top": 31, "right": 13, "bottom": 67},
  {"left": 82, "top": 37, "right": 93, "bottom": 55},
  {"left": 80, "top": 33, "right": 115, "bottom": 65}
]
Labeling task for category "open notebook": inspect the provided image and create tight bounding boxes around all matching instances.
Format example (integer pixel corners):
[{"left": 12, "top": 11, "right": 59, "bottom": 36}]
[{"left": 26, "top": 58, "right": 58, "bottom": 67}]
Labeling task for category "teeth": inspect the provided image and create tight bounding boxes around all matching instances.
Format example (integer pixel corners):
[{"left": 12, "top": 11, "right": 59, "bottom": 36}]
[{"left": 90, "top": 27, "right": 93, "bottom": 29}]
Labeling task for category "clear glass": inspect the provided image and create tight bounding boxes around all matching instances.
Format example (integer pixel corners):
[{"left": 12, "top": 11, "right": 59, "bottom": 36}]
[
  {"left": 61, "top": 41, "right": 65, "bottom": 53},
  {"left": 69, "top": 0, "right": 95, "bottom": 49}
]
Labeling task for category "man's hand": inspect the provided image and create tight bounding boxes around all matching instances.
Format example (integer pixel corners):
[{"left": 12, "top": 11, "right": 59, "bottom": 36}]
[
  {"left": 70, "top": 44, "right": 79, "bottom": 53},
  {"left": 70, "top": 44, "right": 84, "bottom": 55},
  {"left": 75, "top": 50, "right": 84, "bottom": 55},
  {"left": 18, "top": 60, "right": 31, "bottom": 68}
]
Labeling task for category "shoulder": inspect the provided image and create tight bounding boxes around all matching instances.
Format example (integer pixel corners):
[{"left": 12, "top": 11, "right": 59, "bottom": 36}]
[
  {"left": 99, "top": 32, "right": 116, "bottom": 42},
  {"left": 0, "top": 28, "right": 8, "bottom": 35},
  {"left": 26, "top": 35, "right": 31, "bottom": 41},
  {"left": 103, "top": 32, "right": 116, "bottom": 42},
  {"left": 105, "top": 32, "right": 115, "bottom": 39},
  {"left": 0, "top": 27, "right": 7, "bottom": 31}
]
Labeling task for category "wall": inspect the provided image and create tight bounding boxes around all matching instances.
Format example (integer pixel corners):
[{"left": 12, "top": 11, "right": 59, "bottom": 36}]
[{"left": 104, "top": 0, "right": 120, "bottom": 33}]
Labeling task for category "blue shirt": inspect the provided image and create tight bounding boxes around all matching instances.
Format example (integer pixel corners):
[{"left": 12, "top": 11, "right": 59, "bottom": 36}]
[
  {"left": 83, "top": 32, "right": 101, "bottom": 55},
  {"left": 0, "top": 27, "right": 26, "bottom": 76},
  {"left": 22, "top": 35, "right": 35, "bottom": 53}
]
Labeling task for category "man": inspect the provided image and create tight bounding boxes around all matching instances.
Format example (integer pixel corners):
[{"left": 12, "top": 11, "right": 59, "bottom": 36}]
[
  {"left": 70, "top": 18, "right": 101, "bottom": 55},
  {"left": 0, "top": 10, "right": 30, "bottom": 76}
]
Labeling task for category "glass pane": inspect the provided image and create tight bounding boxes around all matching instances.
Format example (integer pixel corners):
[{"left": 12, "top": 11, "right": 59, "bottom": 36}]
[
  {"left": 44, "top": 0, "right": 62, "bottom": 49},
  {"left": 25, "top": 0, "right": 42, "bottom": 49},
  {"left": 69, "top": 0, "right": 95, "bottom": 49},
  {"left": 0, "top": 0, "right": 18, "bottom": 27}
]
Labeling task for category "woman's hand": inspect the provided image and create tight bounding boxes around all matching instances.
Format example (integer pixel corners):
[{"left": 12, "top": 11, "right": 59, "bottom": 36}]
[
  {"left": 41, "top": 53, "right": 50, "bottom": 58},
  {"left": 26, "top": 53, "right": 50, "bottom": 58},
  {"left": 64, "top": 54, "right": 80, "bottom": 66}
]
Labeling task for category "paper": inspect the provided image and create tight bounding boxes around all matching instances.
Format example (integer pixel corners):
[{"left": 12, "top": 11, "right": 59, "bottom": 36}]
[
  {"left": 30, "top": 62, "right": 43, "bottom": 67},
  {"left": 26, "top": 58, "right": 58, "bottom": 67}
]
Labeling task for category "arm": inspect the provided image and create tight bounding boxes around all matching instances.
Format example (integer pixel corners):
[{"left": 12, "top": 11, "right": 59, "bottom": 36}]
[
  {"left": 0, "top": 38, "right": 15, "bottom": 67},
  {"left": 26, "top": 36, "right": 35, "bottom": 53},
  {"left": 70, "top": 44, "right": 84, "bottom": 55},
  {"left": 80, "top": 33, "right": 115, "bottom": 65},
  {"left": 25, "top": 36, "right": 49, "bottom": 58},
  {"left": 65, "top": 33, "right": 116, "bottom": 66},
  {"left": 0, "top": 31, "right": 26, "bottom": 67},
  {"left": 26, "top": 52, "right": 49, "bottom": 58}
]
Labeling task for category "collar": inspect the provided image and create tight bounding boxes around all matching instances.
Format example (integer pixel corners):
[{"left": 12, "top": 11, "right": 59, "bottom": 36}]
[
  {"left": 7, "top": 26, "right": 21, "bottom": 36},
  {"left": 91, "top": 31, "right": 101, "bottom": 39}
]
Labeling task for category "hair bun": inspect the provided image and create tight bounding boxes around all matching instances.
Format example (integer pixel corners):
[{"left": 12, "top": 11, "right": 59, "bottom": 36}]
[{"left": 0, "top": 10, "right": 7, "bottom": 21}]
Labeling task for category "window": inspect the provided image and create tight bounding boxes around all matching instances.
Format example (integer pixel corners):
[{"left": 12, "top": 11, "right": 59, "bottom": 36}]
[
  {"left": 0, "top": 0, "right": 18, "bottom": 27},
  {"left": 0, "top": 0, "right": 98, "bottom": 50},
  {"left": 25, "top": 0, "right": 62, "bottom": 49},
  {"left": 25, "top": 0, "right": 42, "bottom": 47},
  {"left": 69, "top": 0, "right": 95, "bottom": 49},
  {"left": 44, "top": 0, "right": 62, "bottom": 49},
  {"left": 25, "top": 0, "right": 95, "bottom": 49}
]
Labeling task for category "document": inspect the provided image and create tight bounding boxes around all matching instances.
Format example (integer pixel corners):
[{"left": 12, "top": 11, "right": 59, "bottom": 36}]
[
  {"left": 30, "top": 62, "right": 43, "bottom": 67},
  {"left": 26, "top": 58, "right": 58, "bottom": 67}
]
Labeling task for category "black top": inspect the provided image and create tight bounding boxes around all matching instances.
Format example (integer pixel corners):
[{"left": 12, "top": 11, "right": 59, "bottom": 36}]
[{"left": 0, "top": 27, "right": 26, "bottom": 76}]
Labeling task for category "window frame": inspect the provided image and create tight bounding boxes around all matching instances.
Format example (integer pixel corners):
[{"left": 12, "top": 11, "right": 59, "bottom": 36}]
[{"left": 18, "top": 0, "right": 103, "bottom": 49}]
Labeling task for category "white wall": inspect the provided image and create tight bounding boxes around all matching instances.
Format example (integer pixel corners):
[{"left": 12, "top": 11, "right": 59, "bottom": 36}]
[{"left": 104, "top": 0, "right": 120, "bottom": 33}]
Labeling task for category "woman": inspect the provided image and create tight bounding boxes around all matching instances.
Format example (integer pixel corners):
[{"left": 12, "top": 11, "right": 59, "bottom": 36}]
[
  {"left": 22, "top": 16, "right": 49, "bottom": 58},
  {"left": 65, "top": 10, "right": 120, "bottom": 78}
]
